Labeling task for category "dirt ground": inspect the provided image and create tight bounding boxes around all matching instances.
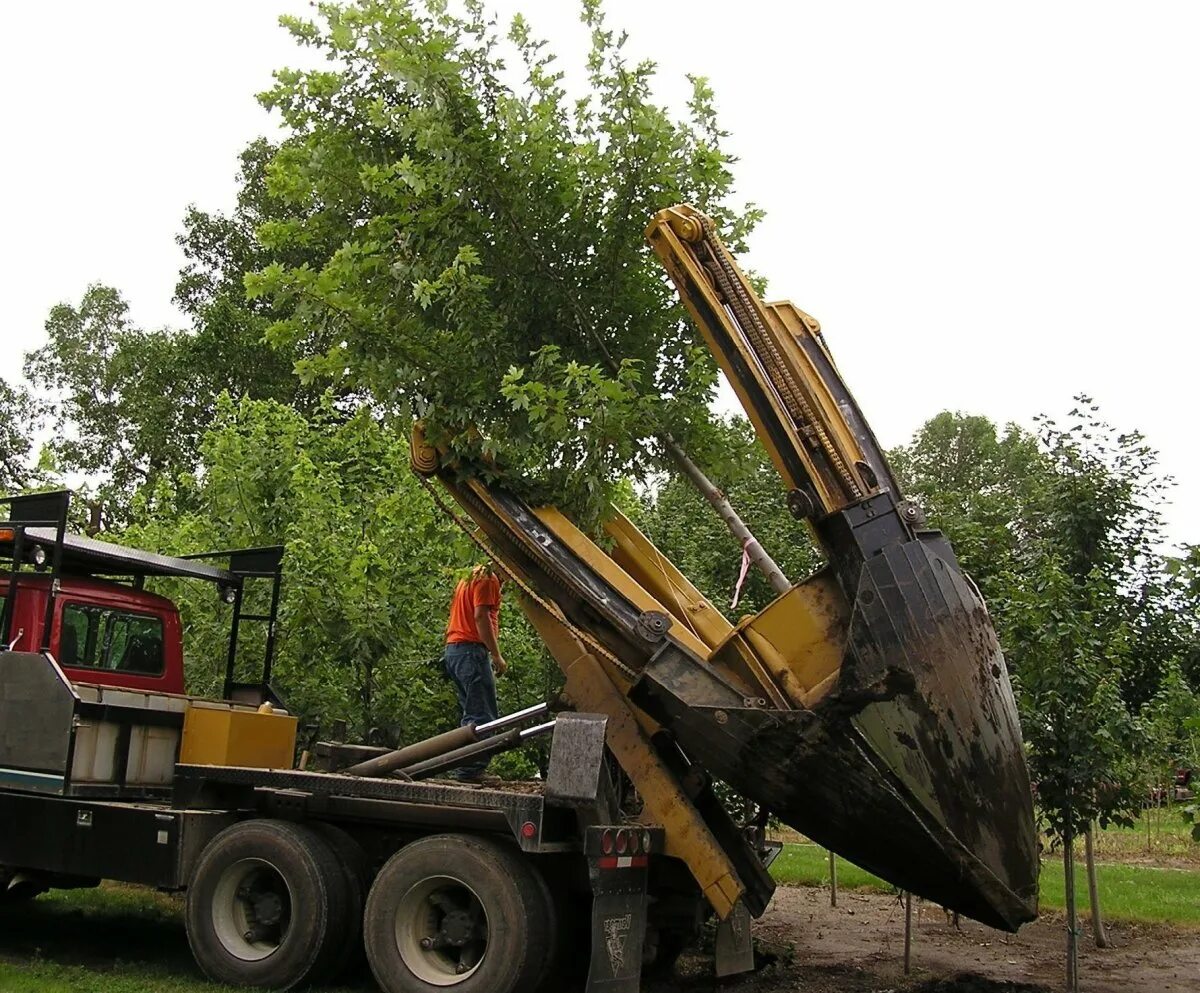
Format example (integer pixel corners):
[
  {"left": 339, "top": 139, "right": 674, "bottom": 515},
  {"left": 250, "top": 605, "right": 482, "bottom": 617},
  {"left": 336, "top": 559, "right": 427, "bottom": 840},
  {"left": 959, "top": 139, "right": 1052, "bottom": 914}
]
[
  {"left": 1, "top": 879, "right": 1196, "bottom": 992},
  {"left": 646, "top": 886, "right": 1200, "bottom": 993}
]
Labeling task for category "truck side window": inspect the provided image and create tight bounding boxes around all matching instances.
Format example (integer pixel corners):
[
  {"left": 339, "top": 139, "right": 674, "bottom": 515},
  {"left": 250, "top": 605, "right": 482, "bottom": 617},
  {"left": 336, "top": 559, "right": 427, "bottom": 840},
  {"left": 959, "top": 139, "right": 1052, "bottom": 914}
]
[
  {"left": 60, "top": 605, "right": 165, "bottom": 676},
  {"left": 60, "top": 605, "right": 101, "bottom": 667},
  {"left": 107, "top": 614, "right": 165, "bottom": 675}
]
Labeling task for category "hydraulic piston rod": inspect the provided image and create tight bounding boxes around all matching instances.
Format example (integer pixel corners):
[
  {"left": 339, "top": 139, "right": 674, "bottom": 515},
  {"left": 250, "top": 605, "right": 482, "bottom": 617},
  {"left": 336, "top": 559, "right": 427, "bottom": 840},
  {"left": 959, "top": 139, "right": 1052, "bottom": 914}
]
[
  {"left": 343, "top": 702, "right": 552, "bottom": 779},
  {"left": 402, "top": 719, "right": 557, "bottom": 780}
]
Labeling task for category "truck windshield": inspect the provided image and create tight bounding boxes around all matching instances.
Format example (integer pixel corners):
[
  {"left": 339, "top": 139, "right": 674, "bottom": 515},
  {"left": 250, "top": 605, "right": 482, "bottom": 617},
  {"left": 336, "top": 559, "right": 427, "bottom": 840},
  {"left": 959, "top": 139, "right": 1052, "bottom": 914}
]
[{"left": 60, "top": 604, "right": 165, "bottom": 676}]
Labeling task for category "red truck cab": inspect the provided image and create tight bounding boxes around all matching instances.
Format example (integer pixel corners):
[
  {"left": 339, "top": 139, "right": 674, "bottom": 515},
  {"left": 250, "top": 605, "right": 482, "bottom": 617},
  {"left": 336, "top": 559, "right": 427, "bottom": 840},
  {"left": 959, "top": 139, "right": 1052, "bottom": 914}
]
[
  {"left": 0, "top": 490, "right": 283, "bottom": 705},
  {"left": 0, "top": 575, "right": 185, "bottom": 695}
]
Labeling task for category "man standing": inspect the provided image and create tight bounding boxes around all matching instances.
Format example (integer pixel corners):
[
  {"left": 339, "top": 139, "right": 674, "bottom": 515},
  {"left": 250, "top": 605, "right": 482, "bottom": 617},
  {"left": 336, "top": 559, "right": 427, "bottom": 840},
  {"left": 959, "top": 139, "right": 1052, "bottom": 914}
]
[{"left": 443, "top": 564, "right": 507, "bottom": 781}]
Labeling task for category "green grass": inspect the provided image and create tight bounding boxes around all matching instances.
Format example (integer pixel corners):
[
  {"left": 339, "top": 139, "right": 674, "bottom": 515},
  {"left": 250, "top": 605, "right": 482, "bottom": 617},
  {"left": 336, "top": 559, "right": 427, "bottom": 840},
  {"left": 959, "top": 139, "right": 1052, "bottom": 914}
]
[
  {"left": 0, "top": 962, "right": 219, "bottom": 993},
  {"left": 1038, "top": 860, "right": 1200, "bottom": 924},
  {"left": 772, "top": 842, "right": 1200, "bottom": 926},
  {"left": 0, "top": 885, "right": 373, "bottom": 993},
  {"left": 1090, "top": 810, "right": 1200, "bottom": 864},
  {"left": 772, "top": 843, "right": 892, "bottom": 893}
]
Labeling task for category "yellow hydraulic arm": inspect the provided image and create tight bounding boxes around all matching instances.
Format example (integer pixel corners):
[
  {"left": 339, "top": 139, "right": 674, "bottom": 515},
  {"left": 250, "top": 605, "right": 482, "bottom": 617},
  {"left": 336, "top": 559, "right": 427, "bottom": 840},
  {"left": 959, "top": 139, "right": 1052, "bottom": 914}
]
[
  {"left": 645, "top": 204, "right": 906, "bottom": 523},
  {"left": 415, "top": 205, "right": 1039, "bottom": 936}
]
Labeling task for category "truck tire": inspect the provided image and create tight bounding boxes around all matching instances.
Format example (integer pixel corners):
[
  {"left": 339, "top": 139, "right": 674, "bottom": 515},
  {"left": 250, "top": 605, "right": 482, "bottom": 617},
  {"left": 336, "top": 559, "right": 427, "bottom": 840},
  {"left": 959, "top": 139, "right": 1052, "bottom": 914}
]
[
  {"left": 185, "top": 819, "right": 352, "bottom": 989},
  {"left": 0, "top": 868, "right": 46, "bottom": 904},
  {"left": 312, "top": 822, "right": 371, "bottom": 978},
  {"left": 527, "top": 861, "right": 558, "bottom": 992},
  {"left": 363, "top": 833, "right": 551, "bottom": 993}
]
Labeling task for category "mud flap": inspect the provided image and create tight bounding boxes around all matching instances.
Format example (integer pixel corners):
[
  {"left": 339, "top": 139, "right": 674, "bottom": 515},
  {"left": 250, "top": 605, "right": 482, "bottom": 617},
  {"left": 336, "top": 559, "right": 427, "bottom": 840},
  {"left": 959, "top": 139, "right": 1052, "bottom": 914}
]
[
  {"left": 714, "top": 899, "right": 754, "bottom": 977},
  {"left": 585, "top": 827, "right": 651, "bottom": 993}
]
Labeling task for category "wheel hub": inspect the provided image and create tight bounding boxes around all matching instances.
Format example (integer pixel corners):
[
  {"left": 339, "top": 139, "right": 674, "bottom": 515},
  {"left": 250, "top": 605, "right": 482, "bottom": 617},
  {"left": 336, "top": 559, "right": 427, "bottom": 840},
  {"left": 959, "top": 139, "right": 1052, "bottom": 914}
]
[
  {"left": 213, "top": 859, "right": 294, "bottom": 962},
  {"left": 396, "top": 876, "right": 490, "bottom": 985}
]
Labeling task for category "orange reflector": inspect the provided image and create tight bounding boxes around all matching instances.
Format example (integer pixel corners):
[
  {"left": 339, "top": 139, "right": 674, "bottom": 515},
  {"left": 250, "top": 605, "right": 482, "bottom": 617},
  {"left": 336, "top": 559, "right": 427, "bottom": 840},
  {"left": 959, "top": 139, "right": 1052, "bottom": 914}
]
[{"left": 0, "top": 528, "right": 13, "bottom": 541}]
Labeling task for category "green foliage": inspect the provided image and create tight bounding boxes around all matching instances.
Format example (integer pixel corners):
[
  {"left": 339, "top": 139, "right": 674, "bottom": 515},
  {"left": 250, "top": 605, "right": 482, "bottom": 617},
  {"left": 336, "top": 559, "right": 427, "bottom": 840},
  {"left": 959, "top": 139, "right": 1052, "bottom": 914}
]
[
  {"left": 123, "top": 396, "right": 554, "bottom": 748},
  {"left": 1183, "top": 796, "right": 1200, "bottom": 843},
  {"left": 0, "top": 377, "right": 39, "bottom": 491},
  {"left": 23, "top": 285, "right": 198, "bottom": 508},
  {"left": 1005, "top": 559, "right": 1141, "bottom": 838},
  {"left": 1163, "top": 545, "right": 1200, "bottom": 688},
  {"left": 994, "top": 402, "right": 1161, "bottom": 839},
  {"left": 1139, "top": 662, "right": 1200, "bottom": 797},
  {"left": 249, "top": 0, "right": 758, "bottom": 520},
  {"left": 22, "top": 140, "right": 338, "bottom": 520},
  {"left": 173, "top": 138, "right": 330, "bottom": 420},
  {"left": 889, "top": 411, "right": 1046, "bottom": 594}
]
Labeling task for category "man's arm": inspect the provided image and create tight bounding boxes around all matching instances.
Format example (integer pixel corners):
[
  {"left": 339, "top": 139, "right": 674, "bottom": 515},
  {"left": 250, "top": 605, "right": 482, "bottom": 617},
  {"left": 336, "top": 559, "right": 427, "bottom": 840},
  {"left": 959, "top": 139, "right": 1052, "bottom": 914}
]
[{"left": 473, "top": 603, "right": 507, "bottom": 675}]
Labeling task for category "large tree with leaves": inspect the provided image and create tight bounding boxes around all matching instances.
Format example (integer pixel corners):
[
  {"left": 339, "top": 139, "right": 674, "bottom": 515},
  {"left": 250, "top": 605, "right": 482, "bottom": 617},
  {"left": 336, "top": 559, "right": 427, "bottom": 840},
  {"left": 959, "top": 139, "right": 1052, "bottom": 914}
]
[
  {"left": 246, "top": 0, "right": 762, "bottom": 526},
  {"left": 0, "top": 378, "right": 38, "bottom": 492}
]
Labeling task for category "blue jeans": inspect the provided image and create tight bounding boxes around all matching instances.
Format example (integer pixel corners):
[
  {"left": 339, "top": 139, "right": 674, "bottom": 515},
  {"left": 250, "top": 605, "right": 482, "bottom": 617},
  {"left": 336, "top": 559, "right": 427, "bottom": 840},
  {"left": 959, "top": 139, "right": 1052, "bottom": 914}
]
[{"left": 443, "top": 642, "right": 498, "bottom": 778}]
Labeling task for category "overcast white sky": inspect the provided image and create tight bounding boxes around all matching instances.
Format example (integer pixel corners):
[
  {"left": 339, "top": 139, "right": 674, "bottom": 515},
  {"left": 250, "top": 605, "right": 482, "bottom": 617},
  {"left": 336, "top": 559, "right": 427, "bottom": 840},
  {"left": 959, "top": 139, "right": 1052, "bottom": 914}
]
[{"left": 2, "top": 1, "right": 1197, "bottom": 546}]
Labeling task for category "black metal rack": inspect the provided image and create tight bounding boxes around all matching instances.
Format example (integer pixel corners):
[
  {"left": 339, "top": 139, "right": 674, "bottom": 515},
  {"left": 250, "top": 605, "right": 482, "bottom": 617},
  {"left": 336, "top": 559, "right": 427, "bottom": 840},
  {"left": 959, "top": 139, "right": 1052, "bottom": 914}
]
[{"left": 0, "top": 491, "right": 285, "bottom": 704}]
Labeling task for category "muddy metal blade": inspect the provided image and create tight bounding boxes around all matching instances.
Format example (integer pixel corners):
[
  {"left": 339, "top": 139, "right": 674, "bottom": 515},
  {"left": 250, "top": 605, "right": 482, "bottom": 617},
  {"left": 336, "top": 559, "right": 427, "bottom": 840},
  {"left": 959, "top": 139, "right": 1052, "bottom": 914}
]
[
  {"left": 635, "top": 538, "right": 1039, "bottom": 932},
  {"left": 789, "top": 539, "right": 1038, "bottom": 930}
]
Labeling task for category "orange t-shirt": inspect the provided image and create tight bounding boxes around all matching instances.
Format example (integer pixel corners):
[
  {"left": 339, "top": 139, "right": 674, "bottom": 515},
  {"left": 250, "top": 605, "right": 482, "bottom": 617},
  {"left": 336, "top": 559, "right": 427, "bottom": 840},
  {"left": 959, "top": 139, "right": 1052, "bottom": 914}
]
[{"left": 445, "top": 575, "right": 501, "bottom": 645}]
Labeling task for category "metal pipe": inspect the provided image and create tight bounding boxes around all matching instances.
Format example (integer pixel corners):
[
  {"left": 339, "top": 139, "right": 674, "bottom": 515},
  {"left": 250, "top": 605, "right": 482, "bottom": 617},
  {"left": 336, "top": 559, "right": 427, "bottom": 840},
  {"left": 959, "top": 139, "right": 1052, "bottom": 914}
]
[
  {"left": 475, "top": 702, "right": 550, "bottom": 735},
  {"left": 403, "top": 719, "right": 556, "bottom": 780},
  {"left": 342, "top": 702, "right": 552, "bottom": 779},
  {"left": 343, "top": 725, "right": 478, "bottom": 778},
  {"left": 519, "top": 719, "right": 557, "bottom": 739}
]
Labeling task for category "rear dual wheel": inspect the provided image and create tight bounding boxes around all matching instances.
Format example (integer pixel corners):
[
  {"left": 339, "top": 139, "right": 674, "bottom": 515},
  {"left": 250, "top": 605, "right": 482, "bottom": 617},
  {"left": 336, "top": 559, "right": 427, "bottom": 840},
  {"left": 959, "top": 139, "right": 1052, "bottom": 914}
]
[
  {"left": 185, "top": 819, "right": 363, "bottom": 990},
  {"left": 364, "top": 834, "right": 554, "bottom": 993},
  {"left": 0, "top": 867, "right": 46, "bottom": 904}
]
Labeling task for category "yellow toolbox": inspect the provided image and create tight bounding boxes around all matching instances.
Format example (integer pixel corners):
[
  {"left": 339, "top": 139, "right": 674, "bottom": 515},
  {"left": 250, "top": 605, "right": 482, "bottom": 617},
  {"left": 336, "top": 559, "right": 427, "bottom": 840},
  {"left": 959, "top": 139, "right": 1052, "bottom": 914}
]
[{"left": 179, "top": 700, "right": 297, "bottom": 769}]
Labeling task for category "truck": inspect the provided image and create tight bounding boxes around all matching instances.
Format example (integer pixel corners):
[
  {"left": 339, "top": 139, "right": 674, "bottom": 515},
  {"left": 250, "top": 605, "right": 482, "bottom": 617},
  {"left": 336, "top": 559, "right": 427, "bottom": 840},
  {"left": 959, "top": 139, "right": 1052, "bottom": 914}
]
[{"left": 0, "top": 205, "right": 1039, "bottom": 993}]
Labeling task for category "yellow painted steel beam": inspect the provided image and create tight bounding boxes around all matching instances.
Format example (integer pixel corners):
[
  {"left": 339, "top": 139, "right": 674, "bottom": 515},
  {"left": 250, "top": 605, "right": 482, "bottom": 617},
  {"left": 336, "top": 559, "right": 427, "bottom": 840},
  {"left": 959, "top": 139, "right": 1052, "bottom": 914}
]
[
  {"left": 522, "top": 597, "right": 747, "bottom": 920},
  {"left": 603, "top": 510, "right": 733, "bottom": 652},
  {"left": 645, "top": 205, "right": 873, "bottom": 515}
]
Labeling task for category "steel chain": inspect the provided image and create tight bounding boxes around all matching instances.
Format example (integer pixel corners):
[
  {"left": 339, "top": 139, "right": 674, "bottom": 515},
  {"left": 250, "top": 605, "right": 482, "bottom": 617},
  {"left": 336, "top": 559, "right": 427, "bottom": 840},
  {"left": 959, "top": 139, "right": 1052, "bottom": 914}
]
[{"left": 698, "top": 219, "right": 862, "bottom": 501}]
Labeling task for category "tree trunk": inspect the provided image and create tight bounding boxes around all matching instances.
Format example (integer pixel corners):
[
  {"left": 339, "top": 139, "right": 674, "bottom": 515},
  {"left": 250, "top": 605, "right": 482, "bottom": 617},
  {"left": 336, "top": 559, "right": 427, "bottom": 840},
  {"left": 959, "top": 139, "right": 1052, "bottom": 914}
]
[
  {"left": 662, "top": 437, "right": 791, "bottom": 596},
  {"left": 1084, "top": 823, "right": 1110, "bottom": 948},
  {"left": 1064, "top": 827, "right": 1079, "bottom": 993},
  {"left": 573, "top": 305, "right": 791, "bottom": 596},
  {"left": 829, "top": 850, "right": 838, "bottom": 907}
]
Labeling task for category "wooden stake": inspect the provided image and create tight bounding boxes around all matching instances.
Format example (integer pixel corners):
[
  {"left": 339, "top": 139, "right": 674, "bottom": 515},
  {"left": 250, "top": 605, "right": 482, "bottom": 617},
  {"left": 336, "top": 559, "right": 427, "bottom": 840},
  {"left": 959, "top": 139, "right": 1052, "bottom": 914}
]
[
  {"left": 1065, "top": 827, "right": 1079, "bottom": 992},
  {"left": 1085, "top": 822, "right": 1110, "bottom": 948},
  {"left": 829, "top": 850, "right": 838, "bottom": 907},
  {"left": 903, "top": 891, "right": 913, "bottom": 975}
]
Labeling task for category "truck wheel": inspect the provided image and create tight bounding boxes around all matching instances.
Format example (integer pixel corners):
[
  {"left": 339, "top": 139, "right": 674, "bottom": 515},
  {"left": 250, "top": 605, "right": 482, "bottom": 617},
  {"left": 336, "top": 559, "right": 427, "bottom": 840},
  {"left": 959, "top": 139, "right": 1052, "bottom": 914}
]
[
  {"left": 644, "top": 926, "right": 689, "bottom": 977},
  {"left": 0, "top": 868, "right": 46, "bottom": 904},
  {"left": 312, "top": 822, "right": 371, "bottom": 978},
  {"left": 363, "top": 834, "right": 551, "bottom": 993},
  {"left": 527, "top": 862, "right": 558, "bottom": 992},
  {"left": 185, "top": 819, "right": 351, "bottom": 989}
]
